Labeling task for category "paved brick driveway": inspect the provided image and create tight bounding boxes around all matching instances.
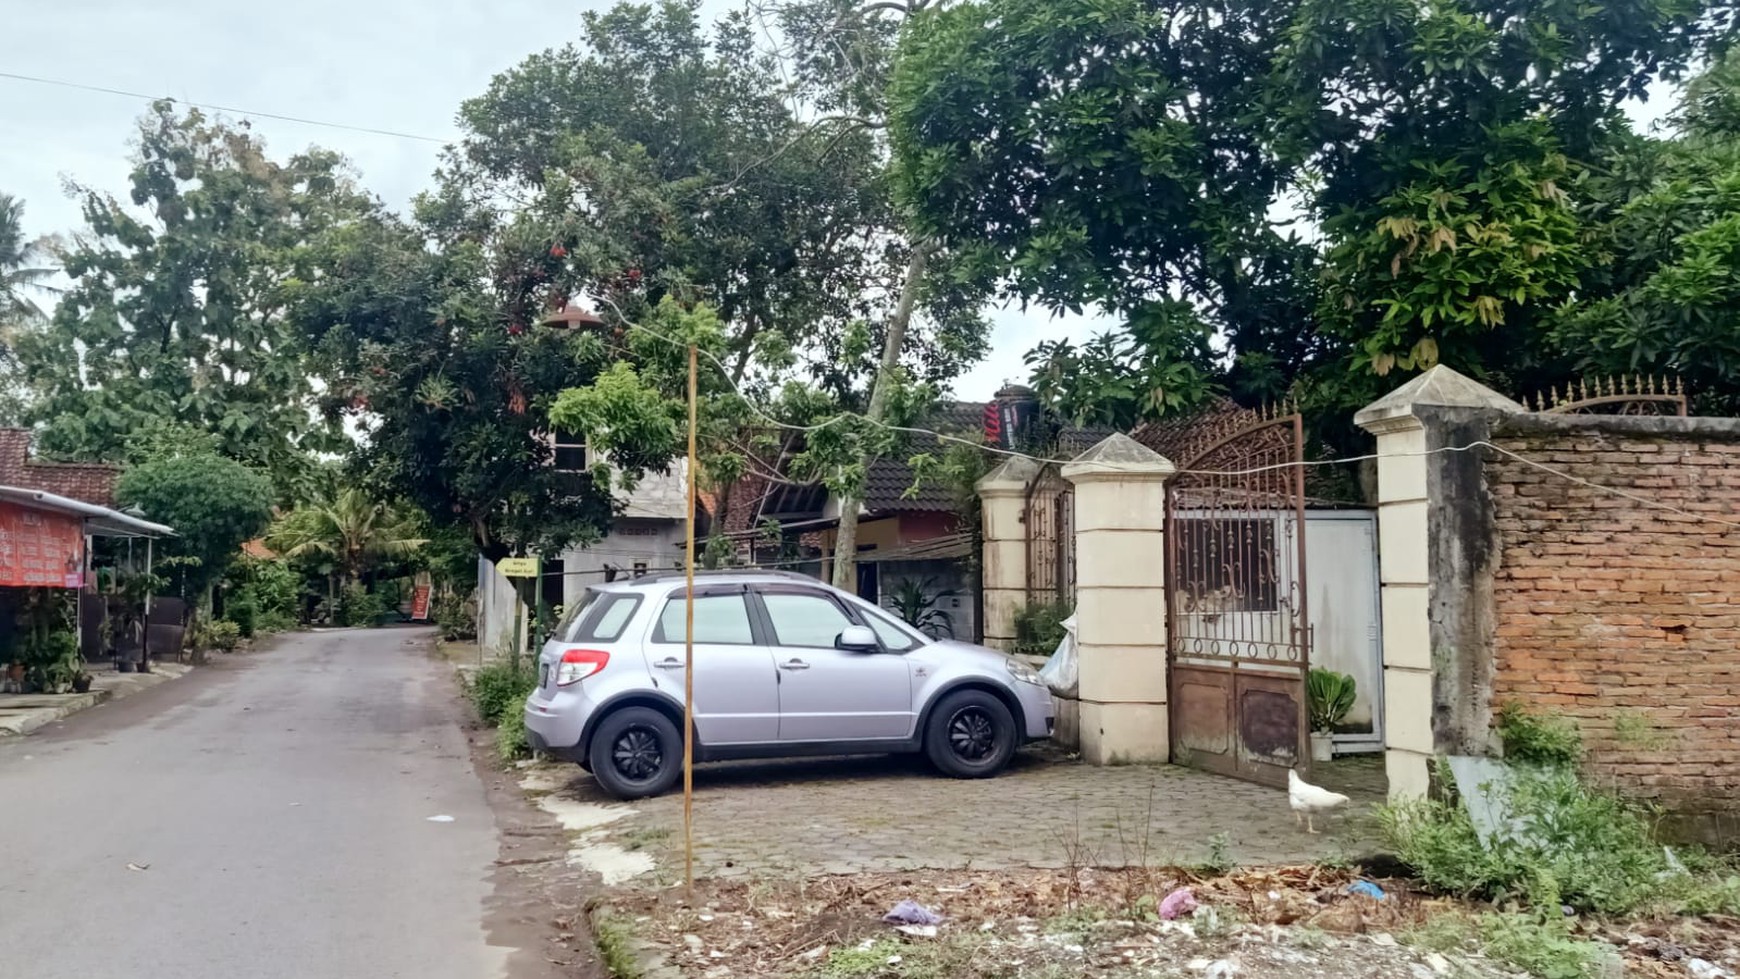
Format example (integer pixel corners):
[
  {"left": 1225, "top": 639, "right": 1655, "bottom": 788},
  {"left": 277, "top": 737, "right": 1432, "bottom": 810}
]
[{"left": 536, "top": 749, "right": 1386, "bottom": 882}]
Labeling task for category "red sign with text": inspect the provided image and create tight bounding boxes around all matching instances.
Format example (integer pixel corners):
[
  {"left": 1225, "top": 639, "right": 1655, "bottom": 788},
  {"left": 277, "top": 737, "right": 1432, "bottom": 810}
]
[
  {"left": 0, "top": 502, "right": 85, "bottom": 588},
  {"left": 410, "top": 583, "right": 432, "bottom": 621}
]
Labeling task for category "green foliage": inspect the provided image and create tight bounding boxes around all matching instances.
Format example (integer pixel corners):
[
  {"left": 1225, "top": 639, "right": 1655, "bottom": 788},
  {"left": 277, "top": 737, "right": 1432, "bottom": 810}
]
[
  {"left": 267, "top": 488, "right": 426, "bottom": 585},
  {"left": 200, "top": 620, "right": 243, "bottom": 653},
  {"left": 227, "top": 555, "right": 301, "bottom": 632},
  {"left": 496, "top": 701, "right": 530, "bottom": 761},
  {"left": 334, "top": 582, "right": 388, "bottom": 628},
  {"left": 888, "top": 576, "right": 956, "bottom": 638},
  {"left": 1380, "top": 764, "right": 1678, "bottom": 913},
  {"left": 433, "top": 592, "right": 477, "bottom": 641},
  {"left": 470, "top": 661, "right": 536, "bottom": 727},
  {"left": 1011, "top": 600, "right": 1070, "bottom": 655},
  {"left": 1476, "top": 913, "right": 1617, "bottom": 979},
  {"left": 889, "top": 0, "right": 1738, "bottom": 425},
  {"left": 1496, "top": 703, "right": 1583, "bottom": 768},
  {"left": 1306, "top": 668, "right": 1357, "bottom": 733},
  {"left": 116, "top": 452, "right": 273, "bottom": 605},
  {"left": 226, "top": 595, "right": 257, "bottom": 639},
  {"left": 17, "top": 103, "right": 368, "bottom": 489}
]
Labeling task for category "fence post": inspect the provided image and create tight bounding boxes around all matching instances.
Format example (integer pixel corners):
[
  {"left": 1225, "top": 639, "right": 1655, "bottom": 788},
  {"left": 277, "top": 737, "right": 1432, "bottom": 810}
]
[
  {"left": 976, "top": 457, "right": 1041, "bottom": 651},
  {"left": 1355, "top": 365, "right": 1524, "bottom": 800},
  {"left": 1063, "top": 434, "right": 1175, "bottom": 765}
]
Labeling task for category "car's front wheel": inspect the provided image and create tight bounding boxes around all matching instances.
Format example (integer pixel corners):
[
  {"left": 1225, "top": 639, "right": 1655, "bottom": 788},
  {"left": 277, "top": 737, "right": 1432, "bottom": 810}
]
[
  {"left": 588, "top": 707, "right": 683, "bottom": 799},
  {"left": 924, "top": 689, "right": 1017, "bottom": 779}
]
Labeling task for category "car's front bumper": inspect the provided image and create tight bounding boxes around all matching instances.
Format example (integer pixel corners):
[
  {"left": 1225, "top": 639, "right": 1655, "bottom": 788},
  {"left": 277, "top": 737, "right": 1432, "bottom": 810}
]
[{"left": 1015, "top": 681, "right": 1057, "bottom": 741}]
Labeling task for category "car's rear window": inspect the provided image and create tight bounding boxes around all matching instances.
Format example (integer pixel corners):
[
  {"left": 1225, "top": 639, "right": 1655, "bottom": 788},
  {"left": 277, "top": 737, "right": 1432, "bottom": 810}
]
[{"left": 560, "top": 590, "right": 641, "bottom": 643}]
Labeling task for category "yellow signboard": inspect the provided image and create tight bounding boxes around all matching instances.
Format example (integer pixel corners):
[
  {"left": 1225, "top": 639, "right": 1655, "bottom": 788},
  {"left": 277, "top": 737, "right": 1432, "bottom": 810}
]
[{"left": 497, "top": 557, "right": 539, "bottom": 578}]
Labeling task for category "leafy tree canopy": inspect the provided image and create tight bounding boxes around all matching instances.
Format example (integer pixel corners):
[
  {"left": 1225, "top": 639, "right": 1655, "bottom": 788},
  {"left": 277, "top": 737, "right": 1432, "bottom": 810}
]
[
  {"left": 17, "top": 102, "right": 373, "bottom": 492},
  {"left": 115, "top": 451, "right": 273, "bottom": 605},
  {"left": 890, "top": 0, "right": 1739, "bottom": 427}
]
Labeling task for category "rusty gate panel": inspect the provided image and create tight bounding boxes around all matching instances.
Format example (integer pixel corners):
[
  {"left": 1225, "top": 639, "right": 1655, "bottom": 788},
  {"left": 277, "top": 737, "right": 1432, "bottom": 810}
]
[
  {"left": 1166, "top": 408, "right": 1309, "bottom": 787},
  {"left": 1025, "top": 463, "right": 1075, "bottom": 605}
]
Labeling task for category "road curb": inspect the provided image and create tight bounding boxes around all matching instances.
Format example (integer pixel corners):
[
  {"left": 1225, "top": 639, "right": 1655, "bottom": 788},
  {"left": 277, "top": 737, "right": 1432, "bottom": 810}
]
[{"left": 0, "top": 663, "right": 192, "bottom": 737}]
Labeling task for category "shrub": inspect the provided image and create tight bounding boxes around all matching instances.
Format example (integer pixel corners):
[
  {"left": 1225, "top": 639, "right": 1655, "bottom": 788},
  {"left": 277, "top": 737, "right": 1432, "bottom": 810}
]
[
  {"left": 496, "top": 703, "right": 530, "bottom": 761},
  {"left": 1381, "top": 763, "right": 1670, "bottom": 913},
  {"left": 202, "top": 620, "right": 243, "bottom": 653},
  {"left": 1012, "top": 599, "right": 1070, "bottom": 655},
  {"left": 227, "top": 595, "right": 257, "bottom": 638},
  {"left": 1496, "top": 702, "right": 1582, "bottom": 767},
  {"left": 434, "top": 592, "right": 477, "bottom": 640},
  {"left": 471, "top": 661, "right": 536, "bottom": 727},
  {"left": 336, "top": 582, "right": 388, "bottom": 627}
]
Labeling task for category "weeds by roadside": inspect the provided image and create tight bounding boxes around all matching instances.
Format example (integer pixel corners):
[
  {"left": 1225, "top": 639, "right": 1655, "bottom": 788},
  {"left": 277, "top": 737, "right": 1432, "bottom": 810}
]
[{"left": 467, "top": 658, "right": 535, "bottom": 760}]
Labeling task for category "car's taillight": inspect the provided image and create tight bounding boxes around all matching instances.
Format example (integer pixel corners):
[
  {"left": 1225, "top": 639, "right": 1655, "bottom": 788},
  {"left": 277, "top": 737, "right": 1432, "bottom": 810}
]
[{"left": 556, "top": 648, "right": 610, "bottom": 686}]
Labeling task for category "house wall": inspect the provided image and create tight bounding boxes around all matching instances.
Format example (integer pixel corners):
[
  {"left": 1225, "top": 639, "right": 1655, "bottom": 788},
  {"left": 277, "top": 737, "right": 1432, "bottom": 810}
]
[
  {"left": 1486, "top": 415, "right": 1740, "bottom": 836},
  {"left": 476, "top": 557, "right": 522, "bottom": 658},
  {"left": 557, "top": 518, "right": 686, "bottom": 608}
]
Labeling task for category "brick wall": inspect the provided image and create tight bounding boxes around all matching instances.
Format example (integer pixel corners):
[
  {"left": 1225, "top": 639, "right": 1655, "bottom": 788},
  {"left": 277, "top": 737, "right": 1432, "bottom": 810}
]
[{"left": 1487, "top": 420, "right": 1740, "bottom": 817}]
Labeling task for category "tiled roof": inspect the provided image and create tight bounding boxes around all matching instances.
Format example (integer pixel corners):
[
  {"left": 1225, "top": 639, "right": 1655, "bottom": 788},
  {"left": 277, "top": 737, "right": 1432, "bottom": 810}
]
[
  {"left": 0, "top": 429, "right": 120, "bottom": 507},
  {"left": 861, "top": 402, "right": 988, "bottom": 512}
]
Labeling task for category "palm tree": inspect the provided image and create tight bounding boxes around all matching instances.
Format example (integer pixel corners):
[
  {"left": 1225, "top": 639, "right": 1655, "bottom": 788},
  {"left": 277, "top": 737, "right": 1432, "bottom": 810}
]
[
  {"left": 266, "top": 488, "right": 428, "bottom": 586},
  {"left": 0, "top": 193, "right": 57, "bottom": 325}
]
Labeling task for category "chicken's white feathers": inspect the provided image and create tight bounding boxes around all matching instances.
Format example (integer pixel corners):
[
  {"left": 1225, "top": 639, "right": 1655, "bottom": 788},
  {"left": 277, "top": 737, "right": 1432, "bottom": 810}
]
[{"left": 1288, "top": 769, "right": 1350, "bottom": 813}]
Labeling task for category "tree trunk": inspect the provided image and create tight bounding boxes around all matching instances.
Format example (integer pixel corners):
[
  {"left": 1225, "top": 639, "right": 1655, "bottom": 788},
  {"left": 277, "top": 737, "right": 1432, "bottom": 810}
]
[{"left": 832, "top": 245, "right": 929, "bottom": 594}]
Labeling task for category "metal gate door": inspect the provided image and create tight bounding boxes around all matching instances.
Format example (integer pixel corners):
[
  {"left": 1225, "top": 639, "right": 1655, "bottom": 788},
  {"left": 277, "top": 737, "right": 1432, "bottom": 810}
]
[{"left": 1166, "top": 409, "right": 1309, "bottom": 787}]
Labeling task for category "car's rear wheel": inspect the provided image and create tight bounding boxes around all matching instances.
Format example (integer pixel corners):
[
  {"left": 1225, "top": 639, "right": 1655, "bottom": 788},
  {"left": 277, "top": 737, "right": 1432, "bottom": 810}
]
[
  {"left": 588, "top": 707, "right": 683, "bottom": 799},
  {"left": 924, "top": 689, "right": 1017, "bottom": 779}
]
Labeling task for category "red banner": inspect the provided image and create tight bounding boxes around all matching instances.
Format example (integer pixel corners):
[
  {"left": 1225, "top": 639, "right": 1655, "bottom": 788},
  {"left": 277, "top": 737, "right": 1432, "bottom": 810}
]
[
  {"left": 0, "top": 502, "right": 85, "bottom": 588},
  {"left": 410, "top": 583, "right": 432, "bottom": 621}
]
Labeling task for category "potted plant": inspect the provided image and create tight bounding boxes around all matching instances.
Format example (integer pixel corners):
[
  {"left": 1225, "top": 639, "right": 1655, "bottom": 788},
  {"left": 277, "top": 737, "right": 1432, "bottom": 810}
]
[{"left": 1306, "top": 667, "right": 1357, "bottom": 762}]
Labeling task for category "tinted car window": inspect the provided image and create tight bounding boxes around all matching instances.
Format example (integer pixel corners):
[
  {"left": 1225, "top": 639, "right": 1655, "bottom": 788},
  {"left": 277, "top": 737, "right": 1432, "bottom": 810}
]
[
  {"left": 654, "top": 593, "right": 754, "bottom": 644},
  {"left": 578, "top": 594, "right": 640, "bottom": 642},
  {"left": 862, "top": 604, "right": 923, "bottom": 651},
  {"left": 761, "top": 592, "right": 855, "bottom": 648},
  {"left": 554, "top": 590, "right": 601, "bottom": 642}
]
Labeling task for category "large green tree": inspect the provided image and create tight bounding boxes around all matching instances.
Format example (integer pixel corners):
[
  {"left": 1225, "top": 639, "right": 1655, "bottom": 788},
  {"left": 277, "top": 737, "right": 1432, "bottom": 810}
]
[
  {"left": 0, "top": 192, "right": 57, "bottom": 423},
  {"left": 17, "top": 103, "right": 372, "bottom": 490},
  {"left": 890, "top": 0, "right": 1738, "bottom": 423},
  {"left": 336, "top": 0, "right": 989, "bottom": 589},
  {"left": 115, "top": 451, "right": 274, "bottom": 609}
]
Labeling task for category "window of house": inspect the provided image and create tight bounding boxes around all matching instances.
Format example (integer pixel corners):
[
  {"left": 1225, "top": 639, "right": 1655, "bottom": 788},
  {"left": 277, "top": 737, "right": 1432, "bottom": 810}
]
[{"left": 552, "top": 429, "right": 588, "bottom": 471}]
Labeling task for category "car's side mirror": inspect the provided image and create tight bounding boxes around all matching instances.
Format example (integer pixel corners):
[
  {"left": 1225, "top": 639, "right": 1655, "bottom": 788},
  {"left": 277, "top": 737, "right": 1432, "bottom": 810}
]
[{"left": 835, "top": 626, "right": 879, "bottom": 652}]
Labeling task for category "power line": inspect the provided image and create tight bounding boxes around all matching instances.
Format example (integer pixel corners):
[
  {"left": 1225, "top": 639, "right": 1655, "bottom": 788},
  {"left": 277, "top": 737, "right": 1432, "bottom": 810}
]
[{"left": 0, "top": 70, "right": 453, "bottom": 145}]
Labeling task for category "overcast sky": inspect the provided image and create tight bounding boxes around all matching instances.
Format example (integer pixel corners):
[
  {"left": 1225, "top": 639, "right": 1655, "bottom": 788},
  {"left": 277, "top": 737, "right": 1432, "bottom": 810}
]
[{"left": 0, "top": 0, "right": 1106, "bottom": 403}]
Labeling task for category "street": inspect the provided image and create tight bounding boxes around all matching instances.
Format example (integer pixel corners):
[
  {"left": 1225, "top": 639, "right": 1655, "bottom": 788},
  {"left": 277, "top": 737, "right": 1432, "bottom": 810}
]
[{"left": 0, "top": 629, "right": 517, "bottom": 979}]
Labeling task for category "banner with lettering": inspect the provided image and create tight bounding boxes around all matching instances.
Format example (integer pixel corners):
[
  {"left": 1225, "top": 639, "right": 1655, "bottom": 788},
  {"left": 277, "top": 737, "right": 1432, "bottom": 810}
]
[{"left": 0, "top": 502, "right": 85, "bottom": 588}]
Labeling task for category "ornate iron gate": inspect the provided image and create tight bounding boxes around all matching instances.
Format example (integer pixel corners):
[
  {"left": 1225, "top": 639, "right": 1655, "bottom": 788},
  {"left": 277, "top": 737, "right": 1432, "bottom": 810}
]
[
  {"left": 1165, "top": 408, "right": 1309, "bottom": 787},
  {"left": 1025, "top": 463, "right": 1075, "bottom": 605}
]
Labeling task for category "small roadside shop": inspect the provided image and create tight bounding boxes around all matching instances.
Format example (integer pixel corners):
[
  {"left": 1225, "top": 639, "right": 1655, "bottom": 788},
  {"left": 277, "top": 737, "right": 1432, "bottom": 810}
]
[{"left": 0, "top": 486, "right": 172, "bottom": 693}]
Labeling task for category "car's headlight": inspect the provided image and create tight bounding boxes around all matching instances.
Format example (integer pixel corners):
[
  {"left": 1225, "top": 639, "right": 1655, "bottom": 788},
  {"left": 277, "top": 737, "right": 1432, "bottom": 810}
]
[{"left": 1006, "top": 657, "right": 1045, "bottom": 686}]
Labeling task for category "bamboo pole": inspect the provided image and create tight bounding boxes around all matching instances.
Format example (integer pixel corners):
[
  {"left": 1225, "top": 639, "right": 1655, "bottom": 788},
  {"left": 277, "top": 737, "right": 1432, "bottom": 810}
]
[{"left": 683, "top": 343, "right": 698, "bottom": 898}]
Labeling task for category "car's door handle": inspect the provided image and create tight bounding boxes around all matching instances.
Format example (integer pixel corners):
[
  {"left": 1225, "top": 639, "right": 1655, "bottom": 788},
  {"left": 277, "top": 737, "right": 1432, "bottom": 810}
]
[
  {"left": 654, "top": 658, "right": 684, "bottom": 670},
  {"left": 779, "top": 659, "right": 810, "bottom": 671}
]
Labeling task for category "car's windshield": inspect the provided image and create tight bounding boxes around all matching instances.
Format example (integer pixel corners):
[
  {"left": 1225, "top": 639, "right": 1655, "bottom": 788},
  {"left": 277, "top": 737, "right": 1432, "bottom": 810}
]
[{"left": 852, "top": 599, "right": 928, "bottom": 651}]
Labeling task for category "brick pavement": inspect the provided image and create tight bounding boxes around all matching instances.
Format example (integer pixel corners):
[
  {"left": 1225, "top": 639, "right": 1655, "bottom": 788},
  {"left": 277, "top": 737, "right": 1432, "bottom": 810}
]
[{"left": 537, "top": 749, "right": 1386, "bottom": 882}]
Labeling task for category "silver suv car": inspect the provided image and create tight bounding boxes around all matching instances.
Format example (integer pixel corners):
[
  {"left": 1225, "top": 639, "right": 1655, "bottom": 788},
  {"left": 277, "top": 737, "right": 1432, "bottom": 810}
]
[{"left": 523, "top": 571, "right": 1055, "bottom": 799}]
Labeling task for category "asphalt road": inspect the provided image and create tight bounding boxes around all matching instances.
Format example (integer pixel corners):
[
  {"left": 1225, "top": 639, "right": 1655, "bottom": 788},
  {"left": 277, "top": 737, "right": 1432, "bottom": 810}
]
[{"left": 0, "top": 628, "right": 513, "bottom": 979}]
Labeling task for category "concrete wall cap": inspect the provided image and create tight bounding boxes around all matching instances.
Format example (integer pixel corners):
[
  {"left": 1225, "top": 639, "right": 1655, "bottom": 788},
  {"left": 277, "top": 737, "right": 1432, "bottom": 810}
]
[
  {"left": 1354, "top": 365, "right": 1525, "bottom": 433},
  {"left": 976, "top": 455, "right": 1043, "bottom": 495},
  {"left": 1061, "top": 433, "right": 1175, "bottom": 480}
]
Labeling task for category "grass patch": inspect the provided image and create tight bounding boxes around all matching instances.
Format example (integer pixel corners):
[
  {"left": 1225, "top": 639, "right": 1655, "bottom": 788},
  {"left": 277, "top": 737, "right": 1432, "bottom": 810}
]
[
  {"left": 621, "top": 827, "right": 671, "bottom": 852},
  {"left": 810, "top": 936, "right": 989, "bottom": 979},
  {"left": 1477, "top": 913, "right": 1617, "bottom": 979},
  {"left": 594, "top": 913, "right": 642, "bottom": 979}
]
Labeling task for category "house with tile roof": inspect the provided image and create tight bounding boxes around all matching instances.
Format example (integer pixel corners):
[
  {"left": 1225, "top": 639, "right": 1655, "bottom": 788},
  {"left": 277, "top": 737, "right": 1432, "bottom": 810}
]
[{"left": 0, "top": 429, "right": 121, "bottom": 507}]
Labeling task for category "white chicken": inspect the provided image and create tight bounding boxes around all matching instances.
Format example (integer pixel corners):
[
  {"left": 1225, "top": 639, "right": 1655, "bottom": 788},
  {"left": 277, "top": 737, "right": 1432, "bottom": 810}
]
[{"left": 1288, "top": 769, "right": 1350, "bottom": 834}]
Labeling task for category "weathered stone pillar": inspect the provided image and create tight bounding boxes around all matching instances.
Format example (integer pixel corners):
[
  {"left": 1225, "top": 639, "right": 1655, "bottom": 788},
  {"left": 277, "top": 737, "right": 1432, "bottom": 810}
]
[
  {"left": 1355, "top": 365, "right": 1524, "bottom": 800},
  {"left": 1063, "top": 434, "right": 1175, "bottom": 765},
  {"left": 976, "top": 457, "right": 1041, "bottom": 651}
]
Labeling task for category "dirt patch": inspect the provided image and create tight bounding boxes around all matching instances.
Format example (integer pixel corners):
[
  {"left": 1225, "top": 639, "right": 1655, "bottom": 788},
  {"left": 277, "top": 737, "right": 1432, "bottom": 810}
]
[{"left": 604, "top": 866, "right": 1740, "bottom": 979}]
